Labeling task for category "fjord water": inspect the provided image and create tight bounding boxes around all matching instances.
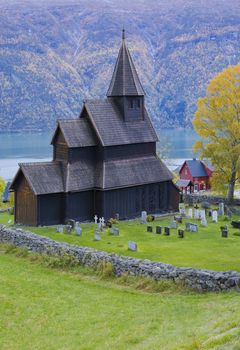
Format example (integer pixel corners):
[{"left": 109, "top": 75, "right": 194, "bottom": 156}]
[{"left": 0, "top": 129, "right": 199, "bottom": 180}]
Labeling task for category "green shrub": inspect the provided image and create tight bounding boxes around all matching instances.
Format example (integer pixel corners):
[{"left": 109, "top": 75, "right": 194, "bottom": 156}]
[
  {"left": 97, "top": 260, "right": 113, "bottom": 278},
  {"left": 233, "top": 231, "right": 240, "bottom": 237},
  {"left": 42, "top": 252, "right": 79, "bottom": 269},
  {"left": 147, "top": 214, "right": 154, "bottom": 222},
  {"left": 109, "top": 218, "right": 119, "bottom": 224}
]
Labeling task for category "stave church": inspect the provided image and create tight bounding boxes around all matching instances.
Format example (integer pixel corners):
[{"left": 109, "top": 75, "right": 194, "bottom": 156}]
[{"left": 10, "top": 30, "right": 179, "bottom": 226}]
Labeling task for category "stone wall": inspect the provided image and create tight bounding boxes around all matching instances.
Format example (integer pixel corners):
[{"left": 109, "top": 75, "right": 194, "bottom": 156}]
[
  {"left": 1, "top": 224, "right": 240, "bottom": 292},
  {"left": 183, "top": 194, "right": 240, "bottom": 206}
]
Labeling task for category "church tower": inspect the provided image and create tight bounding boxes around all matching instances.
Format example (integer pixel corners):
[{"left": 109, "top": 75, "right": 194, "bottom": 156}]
[{"left": 107, "top": 30, "right": 145, "bottom": 121}]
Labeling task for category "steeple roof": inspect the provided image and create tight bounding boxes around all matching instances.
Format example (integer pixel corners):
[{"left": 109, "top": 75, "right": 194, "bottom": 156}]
[{"left": 107, "top": 30, "right": 145, "bottom": 97}]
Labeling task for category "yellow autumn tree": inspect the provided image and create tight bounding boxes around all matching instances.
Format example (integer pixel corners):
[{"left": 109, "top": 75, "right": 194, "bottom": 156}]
[{"left": 193, "top": 64, "right": 240, "bottom": 203}]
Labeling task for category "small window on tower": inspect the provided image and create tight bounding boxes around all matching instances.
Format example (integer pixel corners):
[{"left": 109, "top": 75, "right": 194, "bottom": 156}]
[{"left": 136, "top": 99, "right": 141, "bottom": 109}]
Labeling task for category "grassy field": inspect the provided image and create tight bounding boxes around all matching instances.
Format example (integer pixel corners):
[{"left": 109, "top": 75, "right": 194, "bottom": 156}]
[
  {"left": 1, "top": 244, "right": 240, "bottom": 350},
  {"left": 1, "top": 211, "right": 240, "bottom": 272}
]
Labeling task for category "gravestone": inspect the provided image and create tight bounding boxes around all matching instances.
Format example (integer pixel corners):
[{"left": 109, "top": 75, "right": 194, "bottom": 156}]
[
  {"left": 164, "top": 227, "right": 170, "bottom": 236},
  {"left": 190, "top": 223, "right": 198, "bottom": 232},
  {"left": 115, "top": 213, "right": 120, "bottom": 220},
  {"left": 208, "top": 210, "right": 212, "bottom": 217},
  {"left": 156, "top": 226, "right": 162, "bottom": 234},
  {"left": 185, "top": 222, "right": 191, "bottom": 232},
  {"left": 94, "top": 215, "right": 98, "bottom": 224},
  {"left": 141, "top": 211, "right": 147, "bottom": 224},
  {"left": 201, "top": 218, "right": 208, "bottom": 227},
  {"left": 221, "top": 229, "right": 228, "bottom": 238},
  {"left": 170, "top": 220, "right": 178, "bottom": 229},
  {"left": 56, "top": 225, "right": 64, "bottom": 233},
  {"left": 199, "top": 209, "right": 206, "bottom": 220},
  {"left": 180, "top": 207, "right": 186, "bottom": 216},
  {"left": 65, "top": 225, "right": 72, "bottom": 234},
  {"left": 66, "top": 219, "right": 75, "bottom": 228},
  {"left": 94, "top": 230, "right": 101, "bottom": 241},
  {"left": 178, "top": 229, "right": 184, "bottom": 238},
  {"left": 187, "top": 208, "right": 193, "bottom": 219},
  {"left": 110, "top": 227, "right": 120, "bottom": 236},
  {"left": 75, "top": 226, "right": 82, "bottom": 236},
  {"left": 194, "top": 209, "right": 200, "bottom": 219},
  {"left": 212, "top": 211, "right": 218, "bottom": 223},
  {"left": 128, "top": 241, "right": 137, "bottom": 251},
  {"left": 75, "top": 222, "right": 82, "bottom": 236},
  {"left": 147, "top": 226, "right": 153, "bottom": 233},
  {"left": 219, "top": 203, "right": 224, "bottom": 216}
]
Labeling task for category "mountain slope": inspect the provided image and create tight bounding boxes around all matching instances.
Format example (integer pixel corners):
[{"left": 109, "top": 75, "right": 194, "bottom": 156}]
[{"left": 0, "top": 0, "right": 239, "bottom": 132}]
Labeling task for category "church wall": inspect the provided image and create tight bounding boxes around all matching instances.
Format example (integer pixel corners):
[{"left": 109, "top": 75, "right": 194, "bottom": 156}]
[
  {"left": 69, "top": 146, "right": 96, "bottom": 163},
  {"left": 102, "top": 143, "right": 156, "bottom": 161},
  {"left": 14, "top": 173, "right": 37, "bottom": 226},
  {"left": 53, "top": 129, "right": 68, "bottom": 162},
  {"left": 66, "top": 191, "right": 94, "bottom": 221},
  {"left": 97, "top": 182, "right": 177, "bottom": 220},
  {"left": 38, "top": 193, "right": 64, "bottom": 226}
]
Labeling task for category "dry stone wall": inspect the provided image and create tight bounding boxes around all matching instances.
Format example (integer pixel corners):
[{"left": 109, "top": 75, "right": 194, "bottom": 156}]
[{"left": 1, "top": 224, "right": 240, "bottom": 292}]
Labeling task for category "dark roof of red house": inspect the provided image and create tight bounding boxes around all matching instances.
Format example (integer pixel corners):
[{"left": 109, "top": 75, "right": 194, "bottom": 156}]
[{"left": 181, "top": 159, "right": 208, "bottom": 177}]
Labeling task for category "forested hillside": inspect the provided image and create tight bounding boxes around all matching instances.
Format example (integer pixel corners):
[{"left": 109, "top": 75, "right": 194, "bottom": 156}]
[{"left": 0, "top": 0, "right": 239, "bottom": 132}]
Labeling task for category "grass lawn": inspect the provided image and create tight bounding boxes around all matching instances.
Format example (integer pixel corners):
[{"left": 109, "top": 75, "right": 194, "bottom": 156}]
[
  {"left": 1, "top": 246, "right": 240, "bottom": 350},
  {"left": 1, "top": 212, "right": 240, "bottom": 272}
]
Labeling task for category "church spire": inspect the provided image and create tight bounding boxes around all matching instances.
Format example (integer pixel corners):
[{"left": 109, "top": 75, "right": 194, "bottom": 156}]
[{"left": 107, "top": 31, "right": 144, "bottom": 97}]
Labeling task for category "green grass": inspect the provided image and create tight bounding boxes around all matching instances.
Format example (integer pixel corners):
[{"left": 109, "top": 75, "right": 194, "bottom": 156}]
[
  {"left": 1, "top": 245, "right": 240, "bottom": 350},
  {"left": 1, "top": 212, "right": 240, "bottom": 272}
]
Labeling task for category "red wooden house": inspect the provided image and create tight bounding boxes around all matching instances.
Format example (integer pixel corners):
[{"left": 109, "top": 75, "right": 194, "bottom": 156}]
[{"left": 177, "top": 158, "right": 213, "bottom": 193}]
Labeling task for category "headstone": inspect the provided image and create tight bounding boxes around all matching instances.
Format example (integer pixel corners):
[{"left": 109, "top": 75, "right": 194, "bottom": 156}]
[
  {"left": 178, "top": 229, "right": 184, "bottom": 238},
  {"left": 128, "top": 241, "right": 137, "bottom": 251},
  {"left": 56, "top": 225, "right": 64, "bottom": 233},
  {"left": 141, "top": 211, "right": 147, "bottom": 224},
  {"left": 65, "top": 225, "right": 72, "bottom": 234},
  {"left": 156, "top": 226, "right": 162, "bottom": 234},
  {"left": 110, "top": 227, "right": 120, "bottom": 236},
  {"left": 187, "top": 208, "right": 193, "bottom": 219},
  {"left": 199, "top": 209, "right": 206, "bottom": 220},
  {"left": 98, "top": 222, "right": 103, "bottom": 231},
  {"left": 147, "top": 226, "right": 153, "bottom": 233},
  {"left": 208, "top": 210, "right": 212, "bottom": 217},
  {"left": 115, "top": 213, "right": 120, "bottom": 220},
  {"left": 212, "top": 210, "right": 218, "bottom": 223},
  {"left": 170, "top": 220, "right": 178, "bottom": 229},
  {"left": 66, "top": 219, "right": 75, "bottom": 228},
  {"left": 201, "top": 218, "right": 208, "bottom": 227},
  {"left": 185, "top": 222, "right": 191, "bottom": 231},
  {"left": 190, "top": 223, "right": 198, "bottom": 232},
  {"left": 94, "top": 215, "right": 98, "bottom": 224},
  {"left": 180, "top": 207, "right": 186, "bottom": 216},
  {"left": 219, "top": 203, "right": 224, "bottom": 216},
  {"left": 221, "top": 229, "right": 228, "bottom": 238},
  {"left": 164, "top": 227, "right": 170, "bottom": 236},
  {"left": 75, "top": 226, "right": 82, "bottom": 236},
  {"left": 75, "top": 222, "right": 82, "bottom": 236},
  {"left": 94, "top": 230, "right": 101, "bottom": 241},
  {"left": 194, "top": 209, "right": 200, "bottom": 219}
]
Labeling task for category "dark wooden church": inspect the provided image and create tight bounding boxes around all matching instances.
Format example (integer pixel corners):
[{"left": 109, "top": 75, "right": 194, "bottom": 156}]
[{"left": 11, "top": 31, "right": 179, "bottom": 226}]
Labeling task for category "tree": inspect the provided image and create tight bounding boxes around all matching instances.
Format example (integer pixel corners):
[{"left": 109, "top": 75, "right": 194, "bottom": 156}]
[
  {"left": 0, "top": 176, "right": 5, "bottom": 194},
  {"left": 193, "top": 65, "right": 240, "bottom": 203}
]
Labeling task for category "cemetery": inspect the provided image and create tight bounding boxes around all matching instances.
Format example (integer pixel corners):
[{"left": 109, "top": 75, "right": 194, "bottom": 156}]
[{"left": 1, "top": 201, "right": 240, "bottom": 272}]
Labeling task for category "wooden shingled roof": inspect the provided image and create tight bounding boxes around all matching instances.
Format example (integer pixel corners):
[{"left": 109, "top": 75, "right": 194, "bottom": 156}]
[
  {"left": 11, "top": 162, "right": 65, "bottom": 195},
  {"left": 51, "top": 119, "right": 97, "bottom": 148},
  {"left": 107, "top": 32, "right": 144, "bottom": 97},
  {"left": 84, "top": 99, "right": 158, "bottom": 146},
  {"left": 95, "top": 156, "right": 173, "bottom": 189}
]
